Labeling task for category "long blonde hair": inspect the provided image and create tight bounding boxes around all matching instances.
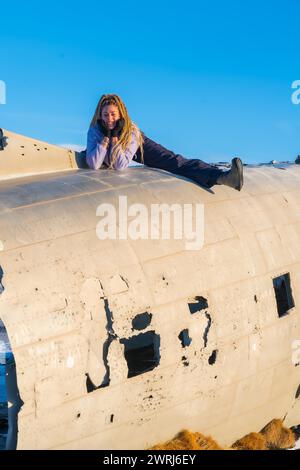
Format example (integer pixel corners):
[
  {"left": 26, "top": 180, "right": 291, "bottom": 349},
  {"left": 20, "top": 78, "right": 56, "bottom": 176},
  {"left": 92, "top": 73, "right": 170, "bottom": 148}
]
[{"left": 90, "top": 94, "right": 144, "bottom": 167}]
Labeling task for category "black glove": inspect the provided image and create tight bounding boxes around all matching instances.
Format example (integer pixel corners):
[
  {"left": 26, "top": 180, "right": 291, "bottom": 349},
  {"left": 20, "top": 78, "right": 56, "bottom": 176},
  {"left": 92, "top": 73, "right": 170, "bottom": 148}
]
[
  {"left": 97, "top": 119, "right": 111, "bottom": 138},
  {"left": 111, "top": 118, "right": 125, "bottom": 138}
]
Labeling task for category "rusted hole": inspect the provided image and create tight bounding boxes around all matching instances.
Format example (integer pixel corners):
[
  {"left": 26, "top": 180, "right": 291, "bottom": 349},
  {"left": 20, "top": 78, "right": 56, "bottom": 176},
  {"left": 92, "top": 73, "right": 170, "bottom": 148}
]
[
  {"left": 188, "top": 296, "right": 208, "bottom": 314},
  {"left": 203, "top": 312, "right": 212, "bottom": 348},
  {"left": 85, "top": 373, "right": 97, "bottom": 393},
  {"left": 208, "top": 350, "right": 218, "bottom": 365},
  {"left": 178, "top": 329, "right": 192, "bottom": 348},
  {"left": 120, "top": 331, "right": 160, "bottom": 378},
  {"left": 181, "top": 356, "right": 189, "bottom": 367},
  {"left": 273, "top": 273, "right": 295, "bottom": 318},
  {"left": 132, "top": 312, "right": 152, "bottom": 331}
]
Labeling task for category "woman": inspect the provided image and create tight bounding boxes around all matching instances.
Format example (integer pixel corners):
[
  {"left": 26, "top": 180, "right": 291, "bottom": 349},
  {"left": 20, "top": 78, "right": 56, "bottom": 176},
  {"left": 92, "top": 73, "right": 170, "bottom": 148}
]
[{"left": 86, "top": 94, "right": 243, "bottom": 191}]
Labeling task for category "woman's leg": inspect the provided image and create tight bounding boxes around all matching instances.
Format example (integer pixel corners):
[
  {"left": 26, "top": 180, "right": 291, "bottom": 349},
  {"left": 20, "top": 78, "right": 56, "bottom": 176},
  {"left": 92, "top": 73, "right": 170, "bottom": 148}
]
[
  {"left": 134, "top": 134, "right": 223, "bottom": 188},
  {"left": 134, "top": 134, "right": 243, "bottom": 191}
]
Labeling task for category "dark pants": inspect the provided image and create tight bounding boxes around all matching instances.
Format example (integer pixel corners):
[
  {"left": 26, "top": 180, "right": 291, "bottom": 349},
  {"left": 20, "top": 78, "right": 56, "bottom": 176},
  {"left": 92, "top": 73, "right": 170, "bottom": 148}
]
[{"left": 133, "top": 135, "right": 223, "bottom": 189}]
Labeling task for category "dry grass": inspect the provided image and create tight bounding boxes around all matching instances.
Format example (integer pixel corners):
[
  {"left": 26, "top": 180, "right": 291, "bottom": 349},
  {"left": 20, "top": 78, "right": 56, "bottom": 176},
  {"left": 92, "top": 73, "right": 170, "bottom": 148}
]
[
  {"left": 150, "top": 429, "right": 222, "bottom": 450},
  {"left": 232, "top": 432, "right": 267, "bottom": 450},
  {"left": 194, "top": 432, "right": 223, "bottom": 450},
  {"left": 260, "top": 419, "right": 296, "bottom": 450},
  {"left": 150, "top": 418, "right": 297, "bottom": 451}
]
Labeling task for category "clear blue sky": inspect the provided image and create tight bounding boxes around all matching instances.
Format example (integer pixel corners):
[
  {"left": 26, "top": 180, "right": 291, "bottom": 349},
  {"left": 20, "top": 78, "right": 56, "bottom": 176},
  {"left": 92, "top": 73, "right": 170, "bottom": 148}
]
[{"left": 1, "top": 0, "right": 299, "bottom": 163}]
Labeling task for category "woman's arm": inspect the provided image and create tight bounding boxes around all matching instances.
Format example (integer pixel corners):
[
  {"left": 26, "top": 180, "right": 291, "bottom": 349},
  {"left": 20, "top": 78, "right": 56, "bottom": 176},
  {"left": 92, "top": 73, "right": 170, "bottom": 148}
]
[
  {"left": 111, "top": 130, "right": 140, "bottom": 170},
  {"left": 86, "top": 126, "right": 109, "bottom": 170}
]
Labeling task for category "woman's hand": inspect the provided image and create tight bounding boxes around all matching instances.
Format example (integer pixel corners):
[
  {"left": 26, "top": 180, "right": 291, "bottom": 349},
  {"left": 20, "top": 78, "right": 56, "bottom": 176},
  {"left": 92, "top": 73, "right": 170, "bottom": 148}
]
[
  {"left": 102, "top": 136, "right": 110, "bottom": 147},
  {"left": 111, "top": 137, "right": 119, "bottom": 146},
  {"left": 111, "top": 118, "right": 125, "bottom": 137},
  {"left": 98, "top": 119, "right": 111, "bottom": 138}
]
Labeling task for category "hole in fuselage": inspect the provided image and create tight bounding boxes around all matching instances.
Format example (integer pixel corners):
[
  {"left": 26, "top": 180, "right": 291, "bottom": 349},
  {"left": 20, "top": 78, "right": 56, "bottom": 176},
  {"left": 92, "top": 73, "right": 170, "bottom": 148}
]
[
  {"left": 273, "top": 273, "right": 295, "bottom": 318},
  {"left": 120, "top": 331, "right": 160, "bottom": 378}
]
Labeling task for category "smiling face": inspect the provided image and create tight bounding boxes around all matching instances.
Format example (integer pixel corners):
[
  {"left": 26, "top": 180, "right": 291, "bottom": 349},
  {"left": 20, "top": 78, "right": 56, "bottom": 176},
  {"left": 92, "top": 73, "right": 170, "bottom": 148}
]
[{"left": 101, "top": 104, "right": 121, "bottom": 129}]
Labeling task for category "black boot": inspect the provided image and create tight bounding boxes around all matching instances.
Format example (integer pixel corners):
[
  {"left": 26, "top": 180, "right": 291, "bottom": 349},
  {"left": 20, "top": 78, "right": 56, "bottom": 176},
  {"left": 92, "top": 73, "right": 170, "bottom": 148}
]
[{"left": 216, "top": 157, "right": 243, "bottom": 191}]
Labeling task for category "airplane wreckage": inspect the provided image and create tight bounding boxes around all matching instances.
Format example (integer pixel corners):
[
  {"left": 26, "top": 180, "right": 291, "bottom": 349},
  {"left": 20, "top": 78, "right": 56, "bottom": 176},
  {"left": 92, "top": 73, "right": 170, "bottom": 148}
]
[{"left": 0, "top": 128, "right": 299, "bottom": 450}]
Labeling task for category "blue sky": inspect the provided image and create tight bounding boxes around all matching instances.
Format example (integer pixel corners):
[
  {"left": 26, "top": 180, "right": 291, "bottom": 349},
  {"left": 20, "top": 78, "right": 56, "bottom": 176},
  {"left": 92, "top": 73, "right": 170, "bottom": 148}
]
[{"left": 0, "top": 0, "right": 300, "bottom": 163}]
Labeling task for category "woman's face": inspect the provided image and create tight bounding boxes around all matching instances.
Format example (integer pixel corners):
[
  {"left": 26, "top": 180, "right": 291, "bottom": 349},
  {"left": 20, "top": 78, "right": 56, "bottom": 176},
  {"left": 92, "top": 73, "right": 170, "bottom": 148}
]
[{"left": 101, "top": 104, "right": 120, "bottom": 129}]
